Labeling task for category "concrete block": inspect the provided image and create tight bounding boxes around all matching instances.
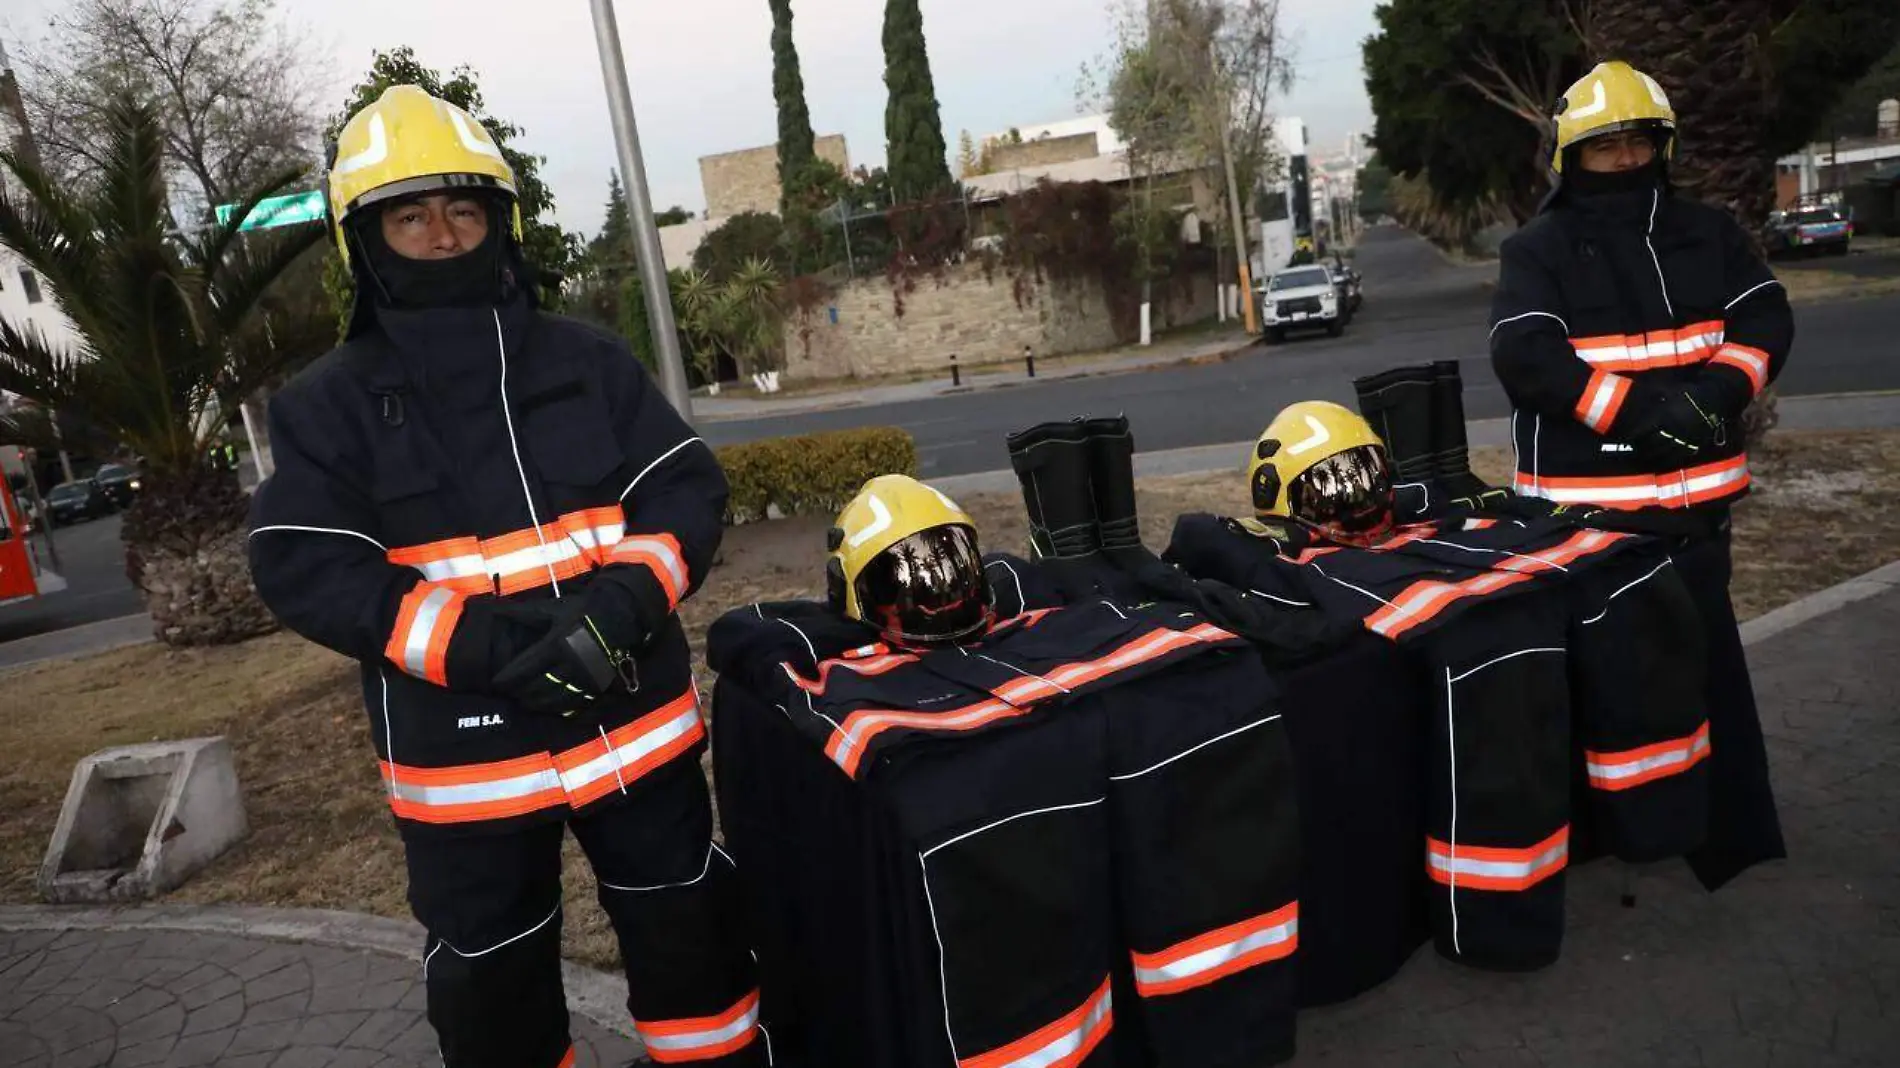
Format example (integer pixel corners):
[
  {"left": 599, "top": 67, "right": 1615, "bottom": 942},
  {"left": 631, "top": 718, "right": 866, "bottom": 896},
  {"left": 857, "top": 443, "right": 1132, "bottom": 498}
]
[{"left": 38, "top": 737, "right": 247, "bottom": 903}]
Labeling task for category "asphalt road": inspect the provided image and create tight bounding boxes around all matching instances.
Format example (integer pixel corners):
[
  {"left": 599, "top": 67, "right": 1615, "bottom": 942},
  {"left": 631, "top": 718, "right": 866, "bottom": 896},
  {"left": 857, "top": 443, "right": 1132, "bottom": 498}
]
[
  {"left": 0, "top": 511, "right": 143, "bottom": 644},
  {"left": 701, "top": 226, "right": 1900, "bottom": 478},
  {"left": 4, "top": 225, "right": 1898, "bottom": 644}
]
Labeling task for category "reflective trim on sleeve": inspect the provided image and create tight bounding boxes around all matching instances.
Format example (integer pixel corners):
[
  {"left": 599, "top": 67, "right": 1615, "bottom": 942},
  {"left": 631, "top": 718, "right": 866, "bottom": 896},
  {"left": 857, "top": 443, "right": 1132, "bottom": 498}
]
[
  {"left": 387, "top": 537, "right": 491, "bottom": 593},
  {"left": 1575, "top": 369, "right": 1633, "bottom": 433},
  {"left": 1570, "top": 320, "right": 1725, "bottom": 372},
  {"left": 379, "top": 752, "right": 567, "bottom": 824},
  {"left": 553, "top": 690, "right": 706, "bottom": 807},
  {"left": 1130, "top": 902, "right": 1298, "bottom": 998},
  {"left": 559, "top": 506, "right": 627, "bottom": 566},
  {"left": 383, "top": 584, "right": 467, "bottom": 685},
  {"left": 1586, "top": 721, "right": 1711, "bottom": 791},
  {"left": 1427, "top": 826, "right": 1570, "bottom": 892},
  {"left": 1513, "top": 455, "right": 1750, "bottom": 511},
  {"left": 1709, "top": 343, "right": 1770, "bottom": 396},
  {"left": 1366, "top": 529, "right": 1630, "bottom": 638},
  {"left": 609, "top": 532, "right": 689, "bottom": 609},
  {"left": 635, "top": 989, "right": 761, "bottom": 1063},
  {"left": 959, "top": 979, "right": 1114, "bottom": 1068}
]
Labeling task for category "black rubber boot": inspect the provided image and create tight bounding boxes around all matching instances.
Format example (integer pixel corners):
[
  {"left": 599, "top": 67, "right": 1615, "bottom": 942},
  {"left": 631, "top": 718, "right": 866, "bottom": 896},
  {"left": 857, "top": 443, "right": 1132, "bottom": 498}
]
[
  {"left": 1429, "top": 359, "right": 1505, "bottom": 507},
  {"left": 1007, "top": 420, "right": 1113, "bottom": 597},
  {"left": 1354, "top": 365, "right": 1439, "bottom": 517}
]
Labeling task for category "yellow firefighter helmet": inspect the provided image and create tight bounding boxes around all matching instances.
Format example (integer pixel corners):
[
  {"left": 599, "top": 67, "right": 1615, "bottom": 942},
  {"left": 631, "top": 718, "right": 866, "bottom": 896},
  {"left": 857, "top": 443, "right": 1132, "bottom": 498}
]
[
  {"left": 1247, "top": 401, "right": 1395, "bottom": 540},
  {"left": 827, "top": 475, "right": 992, "bottom": 645},
  {"left": 326, "top": 85, "right": 523, "bottom": 267},
  {"left": 1551, "top": 60, "right": 1677, "bottom": 175}
]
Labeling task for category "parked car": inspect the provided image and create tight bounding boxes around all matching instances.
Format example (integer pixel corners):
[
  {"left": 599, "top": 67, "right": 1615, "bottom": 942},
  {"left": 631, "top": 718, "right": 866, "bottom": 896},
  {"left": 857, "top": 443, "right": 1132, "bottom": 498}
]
[
  {"left": 45, "top": 479, "right": 115, "bottom": 524},
  {"left": 1328, "top": 255, "right": 1364, "bottom": 315},
  {"left": 1258, "top": 265, "right": 1345, "bottom": 343},
  {"left": 93, "top": 463, "right": 143, "bottom": 508},
  {"left": 1764, "top": 207, "right": 1852, "bottom": 258}
]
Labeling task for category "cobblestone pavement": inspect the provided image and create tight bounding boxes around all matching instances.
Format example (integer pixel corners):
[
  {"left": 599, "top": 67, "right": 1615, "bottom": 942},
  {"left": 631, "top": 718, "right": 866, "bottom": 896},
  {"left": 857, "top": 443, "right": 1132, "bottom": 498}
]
[
  {"left": 0, "top": 928, "right": 643, "bottom": 1067},
  {"left": 1292, "top": 586, "right": 1900, "bottom": 1066},
  {"left": 2, "top": 588, "right": 1895, "bottom": 1066}
]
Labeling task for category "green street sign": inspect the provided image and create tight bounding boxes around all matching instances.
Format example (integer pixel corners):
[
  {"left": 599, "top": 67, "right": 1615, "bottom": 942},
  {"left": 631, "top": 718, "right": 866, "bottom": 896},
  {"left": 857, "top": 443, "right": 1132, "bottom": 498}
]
[{"left": 214, "top": 190, "right": 327, "bottom": 232}]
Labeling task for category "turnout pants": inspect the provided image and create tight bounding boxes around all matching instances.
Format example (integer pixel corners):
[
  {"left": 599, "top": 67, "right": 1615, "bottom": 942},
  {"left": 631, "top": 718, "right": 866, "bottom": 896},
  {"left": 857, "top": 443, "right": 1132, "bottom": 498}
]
[{"left": 404, "top": 756, "right": 764, "bottom": 1068}]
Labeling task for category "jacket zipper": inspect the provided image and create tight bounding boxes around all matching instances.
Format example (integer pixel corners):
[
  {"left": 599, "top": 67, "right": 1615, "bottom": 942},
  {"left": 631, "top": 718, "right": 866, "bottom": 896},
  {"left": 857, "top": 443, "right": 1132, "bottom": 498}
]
[{"left": 493, "top": 307, "right": 564, "bottom": 598}]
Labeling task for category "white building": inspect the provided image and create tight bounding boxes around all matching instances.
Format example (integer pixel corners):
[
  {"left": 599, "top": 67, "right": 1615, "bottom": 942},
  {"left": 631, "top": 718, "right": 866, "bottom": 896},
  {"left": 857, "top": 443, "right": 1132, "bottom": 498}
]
[
  {"left": 0, "top": 44, "right": 80, "bottom": 362},
  {"left": 982, "top": 114, "right": 1128, "bottom": 157}
]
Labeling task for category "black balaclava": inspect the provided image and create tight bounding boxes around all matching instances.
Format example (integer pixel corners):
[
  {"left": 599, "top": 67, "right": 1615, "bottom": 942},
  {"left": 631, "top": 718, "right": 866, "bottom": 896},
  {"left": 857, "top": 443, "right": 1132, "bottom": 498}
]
[
  {"left": 1559, "top": 129, "right": 1671, "bottom": 203},
  {"left": 352, "top": 193, "right": 513, "bottom": 311}
]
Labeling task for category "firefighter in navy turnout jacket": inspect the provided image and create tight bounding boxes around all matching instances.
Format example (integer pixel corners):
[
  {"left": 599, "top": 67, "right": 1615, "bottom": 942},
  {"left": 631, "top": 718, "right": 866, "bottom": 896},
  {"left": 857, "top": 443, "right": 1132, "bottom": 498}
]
[
  {"left": 1489, "top": 60, "right": 1789, "bottom": 885},
  {"left": 246, "top": 86, "right": 761, "bottom": 1067},
  {"left": 1170, "top": 401, "right": 1714, "bottom": 970},
  {"left": 711, "top": 475, "right": 1304, "bottom": 1067}
]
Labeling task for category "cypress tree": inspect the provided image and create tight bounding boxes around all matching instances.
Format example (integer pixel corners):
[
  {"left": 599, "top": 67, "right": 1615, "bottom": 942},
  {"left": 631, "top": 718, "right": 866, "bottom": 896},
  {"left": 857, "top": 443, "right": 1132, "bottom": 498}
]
[
  {"left": 770, "top": 0, "right": 817, "bottom": 215},
  {"left": 882, "top": 0, "right": 954, "bottom": 202},
  {"left": 589, "top": 171, "right": 632, "bottom": 268}
]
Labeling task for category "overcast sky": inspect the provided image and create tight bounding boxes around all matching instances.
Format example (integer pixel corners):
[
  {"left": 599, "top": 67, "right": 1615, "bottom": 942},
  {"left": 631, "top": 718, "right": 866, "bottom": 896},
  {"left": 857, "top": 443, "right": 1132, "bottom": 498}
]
[{"left": 2, "top": 0, "right": 1377, "bottom": 238}]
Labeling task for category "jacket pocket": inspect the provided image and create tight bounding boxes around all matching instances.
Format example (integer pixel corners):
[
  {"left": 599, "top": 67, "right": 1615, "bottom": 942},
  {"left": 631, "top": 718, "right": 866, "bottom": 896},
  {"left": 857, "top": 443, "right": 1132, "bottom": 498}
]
[{"left": 521, "top": 379, "right": 626, "bottom": 491}]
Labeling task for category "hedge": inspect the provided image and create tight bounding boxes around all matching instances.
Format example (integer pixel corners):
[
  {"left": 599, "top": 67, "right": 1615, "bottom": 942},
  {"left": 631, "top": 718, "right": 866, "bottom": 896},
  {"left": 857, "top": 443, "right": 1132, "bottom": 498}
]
[{"left": 716, "top": 426, "right": 918, "bottom": 524}]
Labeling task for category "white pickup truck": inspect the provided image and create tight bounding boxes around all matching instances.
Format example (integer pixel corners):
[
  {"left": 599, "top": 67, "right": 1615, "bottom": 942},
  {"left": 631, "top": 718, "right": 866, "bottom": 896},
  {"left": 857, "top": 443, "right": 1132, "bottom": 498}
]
[{"left": 1257, "top": 265, "right": 1345, "bottom": 344}]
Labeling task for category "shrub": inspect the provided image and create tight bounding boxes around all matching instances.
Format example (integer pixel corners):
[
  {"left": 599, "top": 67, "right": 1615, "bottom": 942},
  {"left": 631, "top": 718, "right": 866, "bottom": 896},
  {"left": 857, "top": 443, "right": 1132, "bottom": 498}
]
[{"left": 716, "top": 426, "right": 918, "bottom": 523}]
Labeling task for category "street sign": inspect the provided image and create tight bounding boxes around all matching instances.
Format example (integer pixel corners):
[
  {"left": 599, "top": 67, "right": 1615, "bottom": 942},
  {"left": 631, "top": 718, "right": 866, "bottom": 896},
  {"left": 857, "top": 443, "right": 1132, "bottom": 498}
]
[{"left": 213, "top": 190, "right": 326, "bottom": 232}]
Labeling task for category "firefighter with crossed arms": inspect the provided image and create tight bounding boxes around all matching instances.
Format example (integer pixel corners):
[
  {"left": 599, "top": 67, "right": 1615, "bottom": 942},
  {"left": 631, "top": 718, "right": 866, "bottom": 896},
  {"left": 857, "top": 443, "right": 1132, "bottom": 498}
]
[
  {"left": 248, "top": 87, "right": 762, "bottom": 1067},
  {"left": 1488, "top": 60, "right": 1791, "bottom": 885}
]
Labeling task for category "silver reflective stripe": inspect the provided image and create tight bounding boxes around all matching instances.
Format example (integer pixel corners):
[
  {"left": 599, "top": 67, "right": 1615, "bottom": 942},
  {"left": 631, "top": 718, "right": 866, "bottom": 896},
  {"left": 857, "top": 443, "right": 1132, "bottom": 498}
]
[
  {"left": 1132, "top": 917, "right": 1297, "bottom": 990},
  {"left": 486, "top": 538, "right": 585, "bottom": 581},
  {"left": 1588, "top": 731, "right": 1709, "bottom": 783},
  {"left": 559, "top": 706, "right": 701, "bottom": 796},
  {"left": 616, "top": 536, "right": 688, "bottom": 592},
  {"left": 990, "top": 988, "right": 1113, "bottom": 1068},
  {"left": 566, "top": 522, "right": 625, "bottom": 555},
  {"left": 400, "top": 587, "right": 458, "bottom": 677},
  {"left": 639, "top": 998, "right": 759, "bottom": 1054},
  {"left": 414, "top": 555, "right": 486, "bottom": 583},
  {"left": 385, "top": 767, "right": 563, "bottom": 807},
  {"left": 1582, "top": 377, "right": 1621, "bottom": 429},
  {"left": 1655, "top": 462, "right": 1749, "bottom": 503},
  {"left": 1429, "top": 839, "right": 1569, "bottom": 881}
]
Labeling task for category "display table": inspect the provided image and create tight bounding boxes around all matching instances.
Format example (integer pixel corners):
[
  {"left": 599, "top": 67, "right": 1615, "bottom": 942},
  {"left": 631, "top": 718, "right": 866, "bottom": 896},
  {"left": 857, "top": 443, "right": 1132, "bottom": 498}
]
[{"left": 712, "top": 631, "right": 1431, "bottom": 1067}]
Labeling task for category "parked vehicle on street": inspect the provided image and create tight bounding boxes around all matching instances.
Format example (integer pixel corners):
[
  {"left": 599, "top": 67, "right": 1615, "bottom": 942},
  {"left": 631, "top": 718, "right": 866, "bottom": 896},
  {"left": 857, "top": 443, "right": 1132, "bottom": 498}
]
[
  {"left": 1764, "top": 207, "right": 1852, "bottom": 258},
  {"left": 93, "top": 463, "right": 143, "bottom": 508},
  {"left": 45, "top": 480, "right": 115, "bottom": 524},
  {"left": 1258, "top": 265, "right": 1346, "bottom": 343}
]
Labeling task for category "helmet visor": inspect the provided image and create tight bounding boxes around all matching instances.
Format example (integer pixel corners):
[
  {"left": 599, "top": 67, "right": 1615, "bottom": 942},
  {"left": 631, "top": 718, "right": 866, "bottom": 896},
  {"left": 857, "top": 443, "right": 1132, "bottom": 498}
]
[
  {"left": 854, "top": 525, "right": 992, "bottom": 645},
  {"left": 1288, "top": 444, "right": 1395, "bottom": 537}
]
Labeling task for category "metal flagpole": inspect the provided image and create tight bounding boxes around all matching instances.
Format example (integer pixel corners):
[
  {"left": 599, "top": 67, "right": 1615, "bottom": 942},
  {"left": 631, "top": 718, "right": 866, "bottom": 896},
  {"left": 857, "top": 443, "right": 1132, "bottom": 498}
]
[{"left": 588, "top": 0, "right": 695, "bottom": 422}]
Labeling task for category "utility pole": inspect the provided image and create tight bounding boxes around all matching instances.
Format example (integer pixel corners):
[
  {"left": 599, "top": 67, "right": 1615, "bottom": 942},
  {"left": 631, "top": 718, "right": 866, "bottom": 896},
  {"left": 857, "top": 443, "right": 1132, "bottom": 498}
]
[
  {"left": 1211, "top": 41, "right": 1257, "bottom": 335},
  {"left": 588, "top": 0, "right": 695, "bottom": 422}
]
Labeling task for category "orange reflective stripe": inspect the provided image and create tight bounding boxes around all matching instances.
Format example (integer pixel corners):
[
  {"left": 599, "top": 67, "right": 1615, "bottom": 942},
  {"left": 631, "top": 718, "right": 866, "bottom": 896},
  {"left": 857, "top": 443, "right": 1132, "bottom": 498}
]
[
  {"left": 384, "top": 583, "right": 467, "bottom": 685},
  {"left": 387, "top": 537, "right": 491, "bottom": 593},
  {"left": 1427, "top": 826, "right": 1569, "bottom": 892},
  {"left": 1709, "top": 343, "right": 1770, "bottom": 396},
  {"left": 379, "top": 753, "right": 567, "bottom": 824},
  {"left": 609, "top": 532, "right": 688, "bottom": 609},
  {"left": 788, "top": 651, "right": 921, "bottom": 695},
  {"left": 559, "top": 506, "right": 627, "bottom": 566},
  {"left": 1366, "top": 530, "right": 1629, "bottom": 638},
  {"left": 636, "top": 989, "right": 761, "bottom": 1063},
  {"left": 1586, "top": 721, "right": 1711, "bottom": 791},
  {"left": 1131, "top": 901, "right": 1298, "bottom": 997},
  {"left": 554, "top": 690, "right": 706, "bottom": 807},
  {"left": 1575, "top": 369, "right": 1633, "bottom": 433},
  {"left": 1514, "top": 455, "right": 1750, "bottom": 511},
  {"left": 1570, "top": 320, "right": 1725, "bottom": 372},
  {"left": 554, "top": 1046, "right": 575, "bottom": 1068},
  {"left": 823, "top": 623, "right": 1236, "bottom": 777},
  {"left": 960, "top": 979, "right": 1113, "bottom": 1068},
  {"left": 387, "top": 507, "right": 634, "bottom": 597}
]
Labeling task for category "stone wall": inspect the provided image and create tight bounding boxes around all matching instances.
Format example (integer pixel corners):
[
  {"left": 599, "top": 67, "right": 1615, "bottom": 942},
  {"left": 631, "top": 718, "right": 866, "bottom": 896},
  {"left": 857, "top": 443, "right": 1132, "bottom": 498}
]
[
  {"left": 986, "top": 132, "right": 1101, "bottom": 172},
  {"left": 783, "top": 262, "right": 1117, "bottom": 382},
  {"left": 700, "top": 135, "right": 850, "bottom": 219},
  {"left": 781, "top": 259, "right": 1224, "bottom": 383}
]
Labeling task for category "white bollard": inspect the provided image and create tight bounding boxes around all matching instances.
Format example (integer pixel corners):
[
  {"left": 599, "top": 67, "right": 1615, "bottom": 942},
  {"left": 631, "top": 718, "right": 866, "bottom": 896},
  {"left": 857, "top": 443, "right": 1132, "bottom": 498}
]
[{"left": 1140, "top": 302, "right": 1153, "bottom": 346}]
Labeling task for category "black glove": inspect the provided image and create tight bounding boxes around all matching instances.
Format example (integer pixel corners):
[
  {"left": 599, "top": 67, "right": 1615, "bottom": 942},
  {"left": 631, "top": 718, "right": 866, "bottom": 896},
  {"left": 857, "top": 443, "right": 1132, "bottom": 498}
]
[
  {"left": 1615, "top": 388, "right": 1720, "bottom": 468},
  {"left": 1448, "top": 485, "right": 1514, "bottom": 514},
  {"left": 439, "top": 597, "right": 563, "bottom": 692},
  {"left": 491, "top": 598, "right": 637, "bottom": 715}
]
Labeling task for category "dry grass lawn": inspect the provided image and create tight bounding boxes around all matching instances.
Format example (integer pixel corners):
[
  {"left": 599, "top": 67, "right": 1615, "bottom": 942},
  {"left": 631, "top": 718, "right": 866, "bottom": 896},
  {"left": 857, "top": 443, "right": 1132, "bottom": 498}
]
[{"left": 2, "top": 428, "right": 1895, "bottom": 972}]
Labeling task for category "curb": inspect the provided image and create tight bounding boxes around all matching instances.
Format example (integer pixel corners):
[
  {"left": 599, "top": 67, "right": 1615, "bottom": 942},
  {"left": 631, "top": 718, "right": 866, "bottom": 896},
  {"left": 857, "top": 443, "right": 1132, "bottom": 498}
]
[
  {"left": 0, "top": 903, "right": 639, "bottom": 1041},
  {"left": 1738, "top": 559, "right": 1900, "bottom": 648}
]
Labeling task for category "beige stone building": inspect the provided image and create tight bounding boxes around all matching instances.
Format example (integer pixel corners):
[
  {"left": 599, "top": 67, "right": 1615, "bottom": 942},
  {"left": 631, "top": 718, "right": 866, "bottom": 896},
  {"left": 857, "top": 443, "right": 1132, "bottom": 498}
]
[{"left": 697, "top": 134, "right": 850, "bottom": 220}]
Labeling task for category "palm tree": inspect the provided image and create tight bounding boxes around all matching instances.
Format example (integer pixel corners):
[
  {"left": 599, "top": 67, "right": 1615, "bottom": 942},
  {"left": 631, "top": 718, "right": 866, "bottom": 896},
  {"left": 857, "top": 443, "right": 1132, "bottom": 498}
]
[
  {"left": 0, "top": 94, "right": 325, "bottom": 645},
  {"left": 1588, "top": 1, "right": 1782, "bottom": 228}
]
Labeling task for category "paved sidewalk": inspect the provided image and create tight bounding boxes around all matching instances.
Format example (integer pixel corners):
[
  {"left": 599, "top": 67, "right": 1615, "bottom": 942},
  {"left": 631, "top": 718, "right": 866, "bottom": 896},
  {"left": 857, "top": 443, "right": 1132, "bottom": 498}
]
[{"left": 3, "top": 568, "right": 1896, "bottom": 1065}]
